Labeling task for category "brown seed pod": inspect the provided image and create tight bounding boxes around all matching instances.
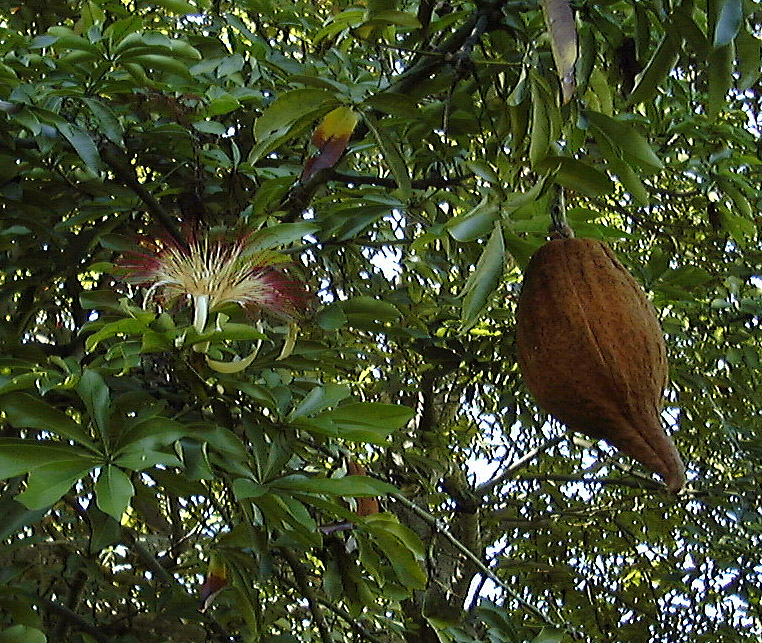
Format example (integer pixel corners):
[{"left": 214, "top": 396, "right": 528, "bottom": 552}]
[
  {"left": 346, "top": 460, "right": 380, "bottom": 517},
  {"left": 515, "top": 237, "right": 686, "bottom": 492}
]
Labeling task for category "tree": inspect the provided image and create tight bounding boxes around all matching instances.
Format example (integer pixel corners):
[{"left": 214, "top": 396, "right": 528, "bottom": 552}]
[{"left": 0, "top": 0, "right": 761, "bottom": 641}]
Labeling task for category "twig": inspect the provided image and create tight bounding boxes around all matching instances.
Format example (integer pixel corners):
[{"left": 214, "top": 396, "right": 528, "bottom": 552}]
[
  {"left": 101, "top": 142, "right": 189, "bottom": 251},
  {"left": 477, "top": 432, "right": 569, "bottom": 496},
  {"left": 516, "top": 473, "right": 665, "bottom": 491},
  {"left": 330, "top": 170, "right": 462, "bottom": 190},
  {"left": 316, "top": 596, "right": 388, "bottom": 643},
  {"left": 278, "top": 547, "right": 333, "bottom": 643},
  {"left": 23, "top": 593, "right": 111, "bottom": 643},
  {"left": 390, "top": 491, "right": 577, "bottom": 635}
]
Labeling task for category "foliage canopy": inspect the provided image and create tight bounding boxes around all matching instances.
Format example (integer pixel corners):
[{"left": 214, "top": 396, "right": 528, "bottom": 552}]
[{"left": 1, "top": 0, "right": 761, "bottom": 641}]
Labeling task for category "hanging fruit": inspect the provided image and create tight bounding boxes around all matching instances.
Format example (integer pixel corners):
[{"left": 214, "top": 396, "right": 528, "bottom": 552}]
[{"left": 515, "top": 229, "right": 685, "bottom": 492}]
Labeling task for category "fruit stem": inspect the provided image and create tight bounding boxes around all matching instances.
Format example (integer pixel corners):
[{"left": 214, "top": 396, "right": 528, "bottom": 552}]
[{"left": 549, "top": 185, "right": 574, "bottom": 239}]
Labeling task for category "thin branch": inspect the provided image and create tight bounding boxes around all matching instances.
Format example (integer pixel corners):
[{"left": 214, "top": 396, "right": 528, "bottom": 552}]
[
  {"left": 390, "top": 491, "right": 579, "bottom": 637},
  {"left": 279, "top": 547, "right": 333, "bottom": 643},
  {"left": 100, "top": 142, "right": 189, "bottom": 251},
  {"left": 316, "top": 596, "right": 388, "bottom": 643},
  {"left": 330, "top": 170, "right": 462, "bottom": 190},
  {"left": 476, "top": 432, "right": 569, "bottom": 496},
  {"left": 517, "top": 473, "right": 665, "bottom": 491},
  {"left": 23, "top": 593, "right": 111, "bottom": 643}
]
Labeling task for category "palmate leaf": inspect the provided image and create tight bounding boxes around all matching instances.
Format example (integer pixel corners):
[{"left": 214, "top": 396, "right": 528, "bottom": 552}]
[
  {"left": 0, "top": 439, "right": 98, "bottom": 479},
  {"left": 94, "top": 465, "right": 135, "bottom": 521},
  {"left": 77, "top": 369, "right": 111, "bottom": 445},
  {"left": 0, "top": 392, "right": 99, "bottom": 452},
  {"left": 17, "top": 460, "right": 97, "bottom": 510},
  {"left": 293, "top": 402, "right": 414, "bottom": 444}
]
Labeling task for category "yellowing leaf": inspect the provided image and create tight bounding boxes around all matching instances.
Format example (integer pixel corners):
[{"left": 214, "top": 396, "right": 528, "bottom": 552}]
[
  {"left": 541, "top": 0, "right": 578, "bottom": 103},
  {"left": 199, "top": 552, "right": 228, "bottom": 613},
  {"left": 301, "top": 106, "right": 359, "bottom": 181},
  {"left": 205, "top": 349, "right": 258, "bottom": 373},
  {"left": 311, "top": 106, "right": 359, "bottom": 147}
]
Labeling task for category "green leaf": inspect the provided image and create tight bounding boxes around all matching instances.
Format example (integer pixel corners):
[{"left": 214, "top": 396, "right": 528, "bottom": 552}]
[
  {"left": 128, "top": 54, "right": 192, "bottom": 78},
  {"left": 81, "top": 97, "right": 123, "bottom": 145},
  {"left": 627, "top": 33, "right": 679, "bottom": 106},
  {"left": 366, "top": 10, "right": 422, "bottom": 29},
  {"left": 144, "top": 0, "right": 197, "bottom": 15},
  {"left": 271, "top": 475, "right": 397, "bottom": 497},
  {"left": 0, "top": 625, "right": 47, "bottom": 643},
  {"left": 55, "top": 121, "right": 101, "bottom": 173},
  {"left": 362, "top": 513, "right": 425, "bottom": 559},
  {"left": 529, "top": 85, "right": 550, "bottom": 167},
  {"left": 115, "top": 416, "right": 188, "bottom": 450},
  {"left": 585, "top": 111, "right": 663, "bottom": 170},
  {"left": 47, "top": 26, "right": 101, "bottom": 53},
  {"left": 1, "top": 392, "right": 97, "bottom": 451},
  {"left": 299, "top": 402, "right": 414, "bottom": 443},
  {"left": 0, "top": 496, "right": 48, "bottom": 540},
  {"left": 233, "top": 478, "right": 269, "bottom": 500},
  {"left": 707, "top": 43, "right": 733, "bottom": 120},
  {"left": 85, "top": 316, "right": 155, "bottom": 351},
  {"left": 77, "top": 370, "right": 110, "bottom": 442},
  {"left": 714, "top": 0, "right": 743, "bottom": 48},
  {"left": 254, "top": 88, "right": 337, "bottom": 141},
  {"left": 340, "top": 296, "right": 401, "bottom": 328},
  {"left": 607, "top": 158, "right": 649, "bottom": 206},
  {"left": 205, "top": 94, "right": 241, "bottom": 116},
  {"left": 503, "top": 232, "right": 544, "bottom": 271},
  {"left": 0, "top": 439, "right": 97, "bottom": 479},
  {"left": 538, "top": 157, "right": 614, "bottom": 197},
  {"left": 316, "top": 303, "right": 348, "bottom": 330},
  {"left": 94, "top": 465, "right": 135, "bottom": 520},
  {"left": 288, "top": 383, "right": 352, "bottom": 420},
  {"left": 446, "top": 198, "right": 499, "bottom": 242},
  {"left": 736, "top": 28, "right": 762, "bottom": 91},
  {"left": 362, "top": 111, "right": 412, "bottom": 198},
  {"left": 366, "top": 529, "right": 426, "bottom": 590},
  {"left": 248, "top": 223, "right": 320, "bottom": 252},
  {"left": 114, "top": 448, "right": 183, "bottom": 470},
  {"left": 17, "top": 460, "right": 96, "bottom": 510},
  {"left": 461, "top": 223, "right": 505, "bottom": 326},
  {"left": 530, "top": 627, "right": 565, "bottom": 643},
  {"left": 79, "top": 289, "right": 123, "bottom": 312},
  {"left": 363, "top": 92, "right": 418, "bottom": 118}
]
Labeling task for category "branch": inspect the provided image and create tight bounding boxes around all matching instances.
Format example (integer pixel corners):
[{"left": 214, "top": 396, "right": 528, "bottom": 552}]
[
  {"left": 476, "top": 432, "right": 569, "bottom": 496},
  {"left": 274, "top": 3, "right": 501, "bottom": 222},
  {"left": 316, "top": 596, "right": 388, "bottom": 643},
  {"left": 100, "top": 142, "right": 189, "bottom": 251},
  {"left": 330, "top": 170, "right": 462, "bottom": 190},
  {"left": 390, "top": 491, "right": 580, "bottom": 637},
  {"left": 389, "top": 2, "right": 500, "bottom": 95},
  {"left": 278, "top": 547, "right": 333, "bottom": 643},
  {"left": 516, "top": 473, "right": 665, "bottom": 491},
  {"left": 23, "top": 593, "right": 111, "bottom": 643}
]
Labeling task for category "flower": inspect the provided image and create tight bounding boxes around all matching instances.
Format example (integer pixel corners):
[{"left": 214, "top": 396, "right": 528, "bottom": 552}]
[{"left": 120, "top": 230, "right": 308, "bottom": 332}]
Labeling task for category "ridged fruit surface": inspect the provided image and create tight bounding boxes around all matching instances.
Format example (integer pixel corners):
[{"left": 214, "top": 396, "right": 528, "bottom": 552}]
[{"left": 516, "top": 237, "right": 685, "bottom": 492}]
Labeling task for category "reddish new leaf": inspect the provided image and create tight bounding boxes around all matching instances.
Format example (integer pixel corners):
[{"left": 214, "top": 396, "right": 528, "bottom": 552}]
[{"left": 300, "top": 106, "right": 359, "bottom": 181}]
